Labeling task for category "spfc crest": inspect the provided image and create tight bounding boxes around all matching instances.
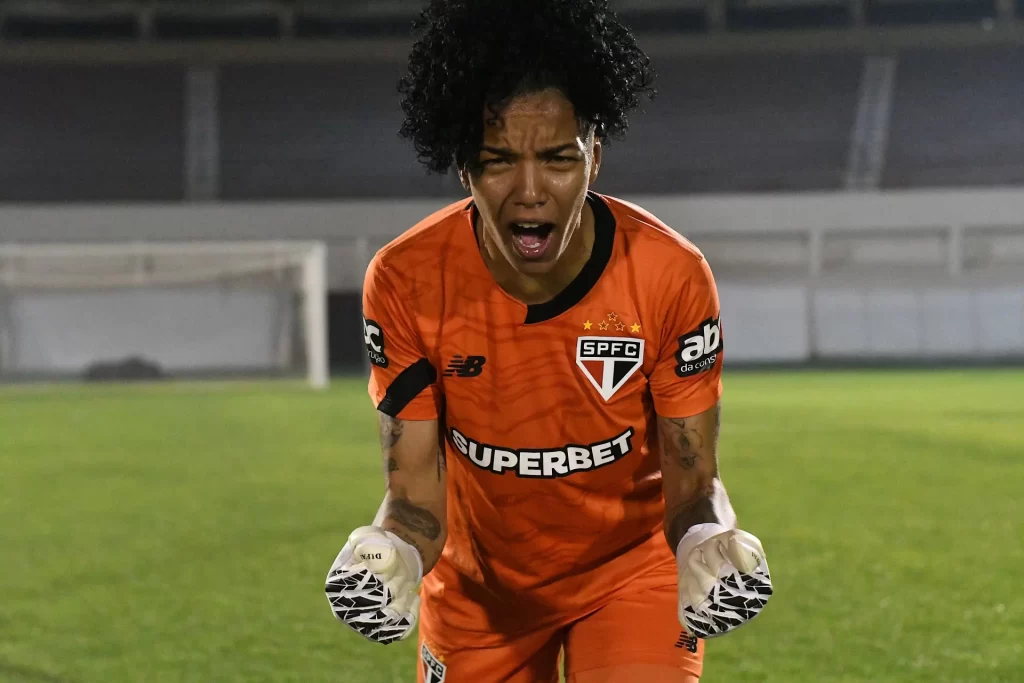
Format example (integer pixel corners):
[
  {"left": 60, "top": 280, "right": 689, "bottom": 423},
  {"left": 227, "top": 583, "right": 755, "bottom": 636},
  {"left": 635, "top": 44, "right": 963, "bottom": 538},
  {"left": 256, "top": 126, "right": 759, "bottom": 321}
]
[
  {"left": 576, "top": 336, "right": 645, "bottom": 401},
  {"left": 421, "top": 643, "right": 446, "bottom": 683}
]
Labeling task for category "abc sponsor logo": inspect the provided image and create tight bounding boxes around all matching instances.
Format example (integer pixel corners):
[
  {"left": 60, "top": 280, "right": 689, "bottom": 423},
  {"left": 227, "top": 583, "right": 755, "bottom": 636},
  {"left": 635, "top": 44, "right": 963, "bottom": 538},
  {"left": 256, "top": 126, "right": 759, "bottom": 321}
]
[{"left": 676, "top": 317, "right": 722, "bottom": 377}]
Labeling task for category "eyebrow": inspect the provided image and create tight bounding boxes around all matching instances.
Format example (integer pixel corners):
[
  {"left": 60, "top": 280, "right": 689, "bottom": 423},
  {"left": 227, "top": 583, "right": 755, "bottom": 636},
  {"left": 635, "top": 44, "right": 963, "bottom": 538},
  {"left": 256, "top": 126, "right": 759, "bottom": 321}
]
[{"left": 480, "top": 143, "right": 582, "bottom": 157}]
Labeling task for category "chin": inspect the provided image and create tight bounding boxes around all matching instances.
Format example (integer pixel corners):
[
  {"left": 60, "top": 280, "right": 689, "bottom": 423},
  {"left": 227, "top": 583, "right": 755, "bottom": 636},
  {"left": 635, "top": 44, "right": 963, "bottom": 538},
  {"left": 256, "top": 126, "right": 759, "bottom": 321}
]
[
  {"left": 511, "top": 256, "right": 560, "bottom": 275},
  {"left": 502, "top": 235, "right": 567, "bottom": 275}
]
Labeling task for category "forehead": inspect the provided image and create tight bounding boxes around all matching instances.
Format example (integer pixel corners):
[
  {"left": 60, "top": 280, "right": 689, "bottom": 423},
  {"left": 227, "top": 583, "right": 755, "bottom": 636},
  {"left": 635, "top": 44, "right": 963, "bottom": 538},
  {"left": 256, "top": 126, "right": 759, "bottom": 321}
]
[{"left": 482, "top": 88, "right": 581, "bottom": 145}]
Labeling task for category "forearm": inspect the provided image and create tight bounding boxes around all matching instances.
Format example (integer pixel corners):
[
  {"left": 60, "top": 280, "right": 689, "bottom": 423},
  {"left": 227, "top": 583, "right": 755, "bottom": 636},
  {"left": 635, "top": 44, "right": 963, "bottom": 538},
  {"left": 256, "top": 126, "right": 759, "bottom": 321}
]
[
  {"left": 658, "top": 405, "right": 737, "bottom": 550},
  {"left": 375, "top": 414, "right": 448, "bottom": 573},
  {"left": 379, "top": 491, "right": 446, "bottom": 573},
  {"left": 656, "top": 406, "right": 772, "bottom": 639}
]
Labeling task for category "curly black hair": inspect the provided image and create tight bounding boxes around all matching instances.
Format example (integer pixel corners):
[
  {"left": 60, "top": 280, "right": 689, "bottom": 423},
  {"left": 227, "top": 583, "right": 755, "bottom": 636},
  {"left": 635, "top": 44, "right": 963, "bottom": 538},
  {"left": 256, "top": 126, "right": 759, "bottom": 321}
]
[{"left": 398, "top": 0, "right": 656, "bottom": 174}]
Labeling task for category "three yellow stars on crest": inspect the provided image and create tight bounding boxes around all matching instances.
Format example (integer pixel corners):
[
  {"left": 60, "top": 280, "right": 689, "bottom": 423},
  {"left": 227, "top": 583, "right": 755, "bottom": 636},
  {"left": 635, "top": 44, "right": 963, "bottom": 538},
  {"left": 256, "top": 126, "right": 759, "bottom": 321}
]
[{"left": 583, "top": 312, "right": 641, "bottom": 334}]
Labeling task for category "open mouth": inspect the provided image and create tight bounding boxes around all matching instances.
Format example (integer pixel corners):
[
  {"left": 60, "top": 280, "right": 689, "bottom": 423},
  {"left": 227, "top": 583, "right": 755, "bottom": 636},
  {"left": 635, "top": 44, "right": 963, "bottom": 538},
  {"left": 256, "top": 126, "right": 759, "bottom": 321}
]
[{"left": 509, "top": 222, "right": 556, "bottom": 260}]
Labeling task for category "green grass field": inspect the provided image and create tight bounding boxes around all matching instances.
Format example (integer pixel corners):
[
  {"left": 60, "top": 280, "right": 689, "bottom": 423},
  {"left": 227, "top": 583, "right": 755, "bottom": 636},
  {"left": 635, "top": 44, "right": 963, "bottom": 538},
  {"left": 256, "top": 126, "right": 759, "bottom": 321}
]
[{"left": 1, "top": 371, "right": 1022, "bottom": 683}]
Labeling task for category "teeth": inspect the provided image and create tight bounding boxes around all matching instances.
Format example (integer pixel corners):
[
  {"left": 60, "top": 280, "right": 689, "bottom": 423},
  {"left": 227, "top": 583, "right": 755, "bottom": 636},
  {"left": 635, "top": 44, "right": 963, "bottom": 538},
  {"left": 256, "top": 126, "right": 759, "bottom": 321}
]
[{"left": 516, "top": 223, "right": 543, "bottom": 229}]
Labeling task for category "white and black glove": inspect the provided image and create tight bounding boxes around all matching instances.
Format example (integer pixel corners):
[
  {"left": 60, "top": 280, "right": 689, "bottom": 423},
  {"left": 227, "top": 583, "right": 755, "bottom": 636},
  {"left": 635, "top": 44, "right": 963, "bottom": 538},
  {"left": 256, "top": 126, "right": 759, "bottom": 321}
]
[
  {"left": 676, "top": 523, "right": 773, "bottom": 638},
  {"left": 324, "top": 526, "right": 423, "bottom": 645}
]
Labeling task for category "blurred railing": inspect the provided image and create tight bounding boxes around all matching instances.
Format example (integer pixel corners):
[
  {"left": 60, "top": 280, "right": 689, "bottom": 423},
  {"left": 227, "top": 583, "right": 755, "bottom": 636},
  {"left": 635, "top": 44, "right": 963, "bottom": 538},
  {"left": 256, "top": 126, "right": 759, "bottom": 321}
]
[{"left": 2, "top": 187, "right": 1024, "bottom": 287}]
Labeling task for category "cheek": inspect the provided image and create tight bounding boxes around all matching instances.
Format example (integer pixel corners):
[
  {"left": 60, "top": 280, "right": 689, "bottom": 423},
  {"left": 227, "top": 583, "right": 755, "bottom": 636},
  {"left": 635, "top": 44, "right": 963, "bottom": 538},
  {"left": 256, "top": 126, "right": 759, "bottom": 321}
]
[
  {"left": 554, "top": 170, "right": 590, "bottom": 212},
  {"left": 470, "top": 177, "right": 507, "bottom": 220},
  {"left": 554, "top": 164, "right": 591, "bottom": 195}
]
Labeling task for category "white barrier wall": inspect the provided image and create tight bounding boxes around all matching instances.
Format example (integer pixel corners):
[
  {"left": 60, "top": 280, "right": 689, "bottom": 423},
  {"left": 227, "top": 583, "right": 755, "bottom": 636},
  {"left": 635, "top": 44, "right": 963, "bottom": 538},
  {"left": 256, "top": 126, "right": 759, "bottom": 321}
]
[
  {"left": 719, "top": 285, "right": 1024, "bottom": 362},
  {"left": 2, "top": 188, "right": 1023, "bottom": 366}
]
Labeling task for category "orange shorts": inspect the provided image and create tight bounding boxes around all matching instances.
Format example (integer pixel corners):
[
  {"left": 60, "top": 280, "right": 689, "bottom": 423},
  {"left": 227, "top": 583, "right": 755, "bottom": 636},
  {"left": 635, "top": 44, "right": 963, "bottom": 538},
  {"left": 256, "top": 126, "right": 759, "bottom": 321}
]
[{"left": 416, "top": 575, "right": 704, "bottom": 682}]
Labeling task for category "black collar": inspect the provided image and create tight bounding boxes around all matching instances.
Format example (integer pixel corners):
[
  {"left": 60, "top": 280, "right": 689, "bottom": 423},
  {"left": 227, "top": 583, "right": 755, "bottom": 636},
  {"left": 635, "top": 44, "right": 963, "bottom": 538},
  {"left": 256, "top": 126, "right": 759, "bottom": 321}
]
[
  {"left": 469, "top": 192, "right": 617, "bottom": 325},
  {"left": 524, "top": 192, "right": 616, "bottom": 324}
]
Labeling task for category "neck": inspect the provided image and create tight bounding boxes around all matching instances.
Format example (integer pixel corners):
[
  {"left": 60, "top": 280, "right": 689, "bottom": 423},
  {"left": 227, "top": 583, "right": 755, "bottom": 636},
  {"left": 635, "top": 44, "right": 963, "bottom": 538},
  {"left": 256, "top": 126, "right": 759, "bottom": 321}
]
[{"left": 481, "top": 201, "right": 595, "bottom": 305}]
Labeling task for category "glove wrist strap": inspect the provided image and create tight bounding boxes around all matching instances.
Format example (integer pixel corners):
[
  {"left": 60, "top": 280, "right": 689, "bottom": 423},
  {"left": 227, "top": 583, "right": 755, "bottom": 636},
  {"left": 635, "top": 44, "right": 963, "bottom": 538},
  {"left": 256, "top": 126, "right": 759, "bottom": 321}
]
[{"left": 675, "top": 522, "right": 729, "bottom": 564}]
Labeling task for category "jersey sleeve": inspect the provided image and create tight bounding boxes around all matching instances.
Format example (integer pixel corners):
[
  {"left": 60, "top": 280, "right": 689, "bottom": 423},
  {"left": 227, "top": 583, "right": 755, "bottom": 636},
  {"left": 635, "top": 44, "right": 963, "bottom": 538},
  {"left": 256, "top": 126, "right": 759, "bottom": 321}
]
[
  {"left": 648, "top": 251, "right": 724, "bottom": 418},
  {"left": 362, "top": 258, "right": 440, "bottom": 421}
]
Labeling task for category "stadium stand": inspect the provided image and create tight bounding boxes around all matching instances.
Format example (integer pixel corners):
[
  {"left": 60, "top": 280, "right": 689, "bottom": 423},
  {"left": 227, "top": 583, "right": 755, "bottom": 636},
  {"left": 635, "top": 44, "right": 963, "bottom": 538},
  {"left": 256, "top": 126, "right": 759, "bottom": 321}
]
[
  {"left": 0, "top": 0, "right": 1019, "bottom": 40},
  {"left": 218, "top": 63, "right": 457, "bottom": 200},
  {"left": 0, "top": 65, "right": 184, "bottom": 201},
  {"left": 884, "top": 46, "right": 1024, "bottom": 188},
  {"left": 597, "top": 53, "right": 863, "bottom": 194},
  {"left": 6, "top": 45, "right": 1024, "bottom": 200}
]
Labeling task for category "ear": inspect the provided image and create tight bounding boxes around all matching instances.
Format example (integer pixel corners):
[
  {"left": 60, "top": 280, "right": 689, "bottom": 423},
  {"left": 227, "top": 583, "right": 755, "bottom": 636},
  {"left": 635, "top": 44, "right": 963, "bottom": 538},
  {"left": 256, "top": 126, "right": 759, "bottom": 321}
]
[
  {"left": 458, "top": 166, "right": 471, "bottom": 193},
  {"left": 589, "top": 137, "right": 602, "bottom": 185}
]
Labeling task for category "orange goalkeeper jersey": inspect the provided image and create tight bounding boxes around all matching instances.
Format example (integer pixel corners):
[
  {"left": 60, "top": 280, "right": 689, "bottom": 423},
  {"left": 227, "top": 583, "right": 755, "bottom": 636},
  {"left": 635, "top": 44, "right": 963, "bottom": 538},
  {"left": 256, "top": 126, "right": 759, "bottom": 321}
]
[{"left": 362, "top": 192, "right": 724, "bottom": 640}]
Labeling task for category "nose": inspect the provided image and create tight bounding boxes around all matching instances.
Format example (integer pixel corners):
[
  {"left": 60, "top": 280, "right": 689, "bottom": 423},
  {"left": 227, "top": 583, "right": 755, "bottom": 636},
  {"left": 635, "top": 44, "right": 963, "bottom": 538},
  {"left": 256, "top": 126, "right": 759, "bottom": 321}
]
[{"left": 512, "top": 160, "right": 546, "bottom": 208}]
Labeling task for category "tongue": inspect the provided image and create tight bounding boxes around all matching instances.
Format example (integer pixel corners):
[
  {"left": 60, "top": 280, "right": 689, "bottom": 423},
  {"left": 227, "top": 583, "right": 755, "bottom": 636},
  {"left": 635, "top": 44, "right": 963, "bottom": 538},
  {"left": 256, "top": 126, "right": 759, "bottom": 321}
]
[
  {"left": 518, "top": 233, "right": 544, "bottom": 248},
  {"left": 511, "top": 230, "right": 552, "bottom": 259}
]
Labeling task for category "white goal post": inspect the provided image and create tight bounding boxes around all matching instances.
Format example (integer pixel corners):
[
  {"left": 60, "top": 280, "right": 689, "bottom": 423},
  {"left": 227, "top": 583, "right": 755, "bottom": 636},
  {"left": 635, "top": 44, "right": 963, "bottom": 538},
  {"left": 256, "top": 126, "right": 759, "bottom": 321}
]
[{"left": 0, "top": 241, "right": 329, "bottom": 388}]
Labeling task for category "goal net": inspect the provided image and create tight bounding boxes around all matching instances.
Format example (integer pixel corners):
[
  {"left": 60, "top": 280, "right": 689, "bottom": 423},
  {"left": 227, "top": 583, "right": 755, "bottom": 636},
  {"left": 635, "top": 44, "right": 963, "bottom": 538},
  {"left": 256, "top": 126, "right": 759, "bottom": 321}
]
[{"left": 0, "top": 241, "right": 328, "bottom": 388}]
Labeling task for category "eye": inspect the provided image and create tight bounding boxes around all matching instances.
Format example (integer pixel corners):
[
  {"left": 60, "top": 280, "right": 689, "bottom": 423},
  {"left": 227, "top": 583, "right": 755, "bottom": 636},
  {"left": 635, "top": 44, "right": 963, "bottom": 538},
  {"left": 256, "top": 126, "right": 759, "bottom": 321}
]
[
  {"left": 549, "top": 156, "right": 577, "bottom": 165},
  {"left": 481, "top": 158, "right": 510, "bottom": 167}
]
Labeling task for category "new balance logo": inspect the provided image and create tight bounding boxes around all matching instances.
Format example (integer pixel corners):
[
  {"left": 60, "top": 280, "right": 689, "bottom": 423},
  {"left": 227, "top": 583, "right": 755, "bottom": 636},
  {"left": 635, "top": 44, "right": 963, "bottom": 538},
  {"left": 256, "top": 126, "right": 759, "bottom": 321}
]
[
  {"left": 675, "top": 631, "right": 698, "bottom": 653},
  {"left": 443, "top": 355, "right": 486, "bottom": 378}
]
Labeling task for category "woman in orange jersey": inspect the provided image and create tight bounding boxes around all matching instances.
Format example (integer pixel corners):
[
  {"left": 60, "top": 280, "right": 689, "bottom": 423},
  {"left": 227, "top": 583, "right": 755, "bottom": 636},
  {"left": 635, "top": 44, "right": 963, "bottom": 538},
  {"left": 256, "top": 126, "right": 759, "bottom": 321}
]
[{"left": 325, "top": 2, "right": 773, "bottom": 681}]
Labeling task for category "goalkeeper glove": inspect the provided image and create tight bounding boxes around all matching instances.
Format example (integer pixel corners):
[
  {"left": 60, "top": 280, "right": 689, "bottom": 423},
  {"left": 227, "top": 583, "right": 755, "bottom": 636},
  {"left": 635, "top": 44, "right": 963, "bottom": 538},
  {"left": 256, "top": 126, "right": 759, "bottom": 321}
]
[
  {"left": 324, "top": 526, "right": 423, "bottom": 644},
  {"left": 676, "top": 523, "right": 773, "bottom": 638}
]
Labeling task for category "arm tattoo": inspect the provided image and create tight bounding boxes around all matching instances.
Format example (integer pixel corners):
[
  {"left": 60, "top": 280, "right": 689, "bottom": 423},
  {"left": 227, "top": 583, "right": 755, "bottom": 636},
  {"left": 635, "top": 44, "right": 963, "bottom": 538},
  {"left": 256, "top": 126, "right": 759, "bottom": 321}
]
[
  {"left": 436, "top": 446, "right": 446, "bottom": 481},
  {"left": 436, "top": 440, "right": 447, "bottom": 481},
  {"left": 435, "top": 418, "right": 448, "bottom": 481},
  {"left": 378, "top": 414, "right": 404, "bottom": 450},
  {"left": 380, "top": 415, "right": 403, "bottom": 475},
  {"left": 661, "top": 404, "right": 728, "bottom": 550},
  {"left": 387, "top": 526, "right": 424, "bottom": 560},
  {"left": 659, "top": 416, "right": 705, "bottom": 470},
  {"left": 388, "top": 498, "right": 441, "bottom": 541}
]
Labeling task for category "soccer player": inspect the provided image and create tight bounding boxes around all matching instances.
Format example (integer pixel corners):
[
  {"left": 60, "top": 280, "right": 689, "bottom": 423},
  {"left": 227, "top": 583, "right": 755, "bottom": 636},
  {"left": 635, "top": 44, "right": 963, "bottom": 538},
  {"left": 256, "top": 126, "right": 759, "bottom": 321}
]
[{"left": 325, "top": 1, "right": 773, "bottom": 681}]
